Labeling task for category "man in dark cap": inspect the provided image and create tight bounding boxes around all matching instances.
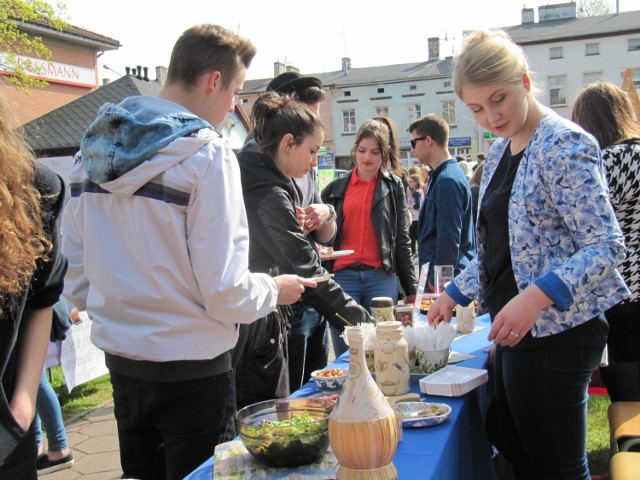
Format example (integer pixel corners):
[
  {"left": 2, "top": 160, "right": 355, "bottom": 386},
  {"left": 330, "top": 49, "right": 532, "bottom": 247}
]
[
  {"left": 236, "top": 72, "right": 335, "bottom": 392},
  {"left": 266, "top": 71, "right": 323, "bottom": 96}
]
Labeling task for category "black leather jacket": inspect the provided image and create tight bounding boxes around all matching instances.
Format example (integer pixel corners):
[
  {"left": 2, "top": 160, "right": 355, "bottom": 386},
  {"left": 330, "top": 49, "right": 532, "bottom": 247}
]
[
  {"left": 321, "top": 169, "right": 417, "bottom": 298},
  {"left": 232, "top": 150, "right": 372, "bottom": 407}
]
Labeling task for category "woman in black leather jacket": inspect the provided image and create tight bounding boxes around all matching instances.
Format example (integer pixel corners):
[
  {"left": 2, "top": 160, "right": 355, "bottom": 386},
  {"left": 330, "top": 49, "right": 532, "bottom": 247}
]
[
  {"left": 232, "top": 92, "right": 373, "bottom": 409},
  {"left": 322, "top": 116, "right": 417, "bottom": 356}
]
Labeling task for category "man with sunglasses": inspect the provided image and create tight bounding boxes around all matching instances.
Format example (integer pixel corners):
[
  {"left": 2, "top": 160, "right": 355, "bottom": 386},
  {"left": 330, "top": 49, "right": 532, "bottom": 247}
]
[{"left": 409, "top": 114, "right": 476, "bottom": 291}]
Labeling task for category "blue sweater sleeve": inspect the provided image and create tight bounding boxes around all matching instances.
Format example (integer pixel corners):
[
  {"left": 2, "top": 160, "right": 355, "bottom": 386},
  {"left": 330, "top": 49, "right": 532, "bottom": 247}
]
[{"left": 534, "top": 272, "right": 573, "bottom": 311}]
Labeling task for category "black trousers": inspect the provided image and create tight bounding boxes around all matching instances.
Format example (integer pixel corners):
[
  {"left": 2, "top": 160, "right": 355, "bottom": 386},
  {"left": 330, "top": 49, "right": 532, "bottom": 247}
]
[
  {"left": 110, "top": 370, "right": 236, "bottom": 480},
  {"left": 0, "top": 422, "right": 37, "bottom": 480}
]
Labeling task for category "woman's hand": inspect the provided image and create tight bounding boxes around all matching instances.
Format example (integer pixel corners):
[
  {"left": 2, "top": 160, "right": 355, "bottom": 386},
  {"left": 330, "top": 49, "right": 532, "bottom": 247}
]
[
  {"left": 426, "top": 292, "right": 456, "bottom": 325},
  {"left": 297, "top": 204, "right": 336, "bottom": 243},
  {"left": 70, "top": 307, "right": 83, "bottom": 324},
  {"left": 484, "top": 344, "right": 496, "bottom": 365},
  {"left": 488, "top": 284, "right": 553, "bottom": 347},
  {"left": 404, "top": 294, "right": 416, "bottom": 305}
]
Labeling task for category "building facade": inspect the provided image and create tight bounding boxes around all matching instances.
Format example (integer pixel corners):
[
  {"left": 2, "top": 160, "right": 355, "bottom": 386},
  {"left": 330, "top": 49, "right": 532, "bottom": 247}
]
[
  {"left": 1, "top": 19, "right": 120, "bottom": 125},
  {"left": 503, "top": 2, "right": 640, "bottom": 121},
  {"left": 240, "top": 53, "right": 479, "bottom": 169},
  {"left": 239, "top": 2, "right": 640, "bottom": 168}
]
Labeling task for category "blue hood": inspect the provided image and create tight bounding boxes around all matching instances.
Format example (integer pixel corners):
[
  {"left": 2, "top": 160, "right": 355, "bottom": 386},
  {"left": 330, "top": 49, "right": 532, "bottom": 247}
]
[{"left": 80, "top": 96, "right": 211, "bottom": 183}]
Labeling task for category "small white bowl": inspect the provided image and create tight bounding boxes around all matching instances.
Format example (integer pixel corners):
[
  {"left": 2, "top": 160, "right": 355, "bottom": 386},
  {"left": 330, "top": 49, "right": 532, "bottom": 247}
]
[{"left": 310, "top": 368, "right": 347, "bottom": 391}]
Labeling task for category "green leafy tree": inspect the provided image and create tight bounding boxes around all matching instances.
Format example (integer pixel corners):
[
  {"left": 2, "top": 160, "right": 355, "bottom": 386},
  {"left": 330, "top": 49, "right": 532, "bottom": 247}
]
[
  {"left": 0, "top": 1, "right": 67, "bottom": 92},
  {"left": 577, "top": 0, "right": 612, "bottom": 17}
]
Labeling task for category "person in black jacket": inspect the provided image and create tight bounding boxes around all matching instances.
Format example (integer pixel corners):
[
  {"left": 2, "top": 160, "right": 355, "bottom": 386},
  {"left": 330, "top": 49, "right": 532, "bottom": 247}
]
[
  {"left": 0, "top": 93, "right": 67, "bottom": 479},
  {"left": 233, "top": 92, "right": 373, "bottom": 409},
  {"left": 321, "top": 116, "right": 417, "bottom": 356}
]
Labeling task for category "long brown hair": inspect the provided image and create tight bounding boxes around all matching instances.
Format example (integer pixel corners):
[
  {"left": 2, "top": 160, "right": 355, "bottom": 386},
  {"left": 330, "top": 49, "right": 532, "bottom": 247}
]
[
  {"left": 0, "top": 94, "right": 49, "bottom": 304},
  {"left": 351, "top": 115, "right": 402, "bottom": 175},
  {"left": 572, "top": 81, "right": 640, "bottom": 148}
]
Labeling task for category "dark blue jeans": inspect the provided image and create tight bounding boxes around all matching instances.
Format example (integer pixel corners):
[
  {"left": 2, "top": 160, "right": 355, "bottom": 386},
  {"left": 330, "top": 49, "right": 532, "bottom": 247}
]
[
  {"left": 287, "top": 304, "right": 328, "bottom": 391},
  {"left": 110, "top": 370, "right": 236, "bottom": 480},
  {"left": 330, "top": 268, "right": 399, "bottom": 357},
  {"left": 493, "top": 339, "right": 603, "bottom": 479}
]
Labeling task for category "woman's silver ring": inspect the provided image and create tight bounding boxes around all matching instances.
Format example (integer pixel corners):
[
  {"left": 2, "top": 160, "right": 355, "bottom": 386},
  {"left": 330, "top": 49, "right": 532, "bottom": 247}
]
[{"left": 509, "top": 331, "right": 519, "bottom": 338}]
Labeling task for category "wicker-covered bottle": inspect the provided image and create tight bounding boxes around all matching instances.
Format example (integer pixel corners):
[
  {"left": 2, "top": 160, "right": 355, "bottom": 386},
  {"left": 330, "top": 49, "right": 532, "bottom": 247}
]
[{"left": 328, "top": 326, "right": 399, "bottom": 480}]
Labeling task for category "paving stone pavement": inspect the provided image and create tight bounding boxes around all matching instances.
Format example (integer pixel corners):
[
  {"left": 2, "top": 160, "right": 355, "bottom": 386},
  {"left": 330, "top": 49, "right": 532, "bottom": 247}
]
[
  {"left": 40, "top": 401, "right": 122, "bottom": 479},
  {"left": 37, "top": 328, "right": 346, "bottom": 479}
]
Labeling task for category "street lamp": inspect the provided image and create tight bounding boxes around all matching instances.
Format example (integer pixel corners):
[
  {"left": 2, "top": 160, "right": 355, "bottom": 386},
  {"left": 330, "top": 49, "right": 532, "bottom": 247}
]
[{"left": 103, "top": 65, "right": 123, "bottom": 77}]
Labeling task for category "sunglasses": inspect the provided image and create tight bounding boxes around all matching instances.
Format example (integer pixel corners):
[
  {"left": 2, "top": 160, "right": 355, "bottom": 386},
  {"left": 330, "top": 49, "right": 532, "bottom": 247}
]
[{"left": 410, "top": 136, "right": 427, "bottom": 148}]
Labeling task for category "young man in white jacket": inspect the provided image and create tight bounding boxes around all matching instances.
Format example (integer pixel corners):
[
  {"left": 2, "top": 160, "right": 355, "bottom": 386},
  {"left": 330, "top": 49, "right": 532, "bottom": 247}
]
[{"left": 62, "top": 24, "right": 314, "bottom": 480}]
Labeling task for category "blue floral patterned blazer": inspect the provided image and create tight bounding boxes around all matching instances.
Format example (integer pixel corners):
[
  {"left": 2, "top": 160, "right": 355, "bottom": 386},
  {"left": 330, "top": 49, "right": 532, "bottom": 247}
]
[{"left": 447, "top": 109, "right": 629, "bottom": 337}]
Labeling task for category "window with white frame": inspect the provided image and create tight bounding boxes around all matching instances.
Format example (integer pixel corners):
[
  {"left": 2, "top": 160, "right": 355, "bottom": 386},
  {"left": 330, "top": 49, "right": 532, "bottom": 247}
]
[
  {"left": 585, "top": 43, "right": 599, "bottom": 56},
  {"left": 442, "top": 100, "right": 456, "bottom": 126},
  {"left": 548, "top": 75, "right": 567, "bottom": 106},
  {"left": 550, "top": 46, "right": 563, "bottom": 59},
  {"left": 408, "top": 103, "right": 422, "bottom": 122},
  {"left": 628, "top": 38, "right": 640, "bottom": 51},
  {"left": 583, "top": 71, "right": 603, "bottom": 85},
  {"left": 375, "top": 105, "right": 389, "bottom": 116},
  {"left": 342, "top": 109, "right": 356, "bottom": 133}
]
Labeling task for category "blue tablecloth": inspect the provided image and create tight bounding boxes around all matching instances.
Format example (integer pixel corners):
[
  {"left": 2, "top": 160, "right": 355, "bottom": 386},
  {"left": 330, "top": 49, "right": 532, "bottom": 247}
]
[{"left": 186, "top": 314, "right": 497, "bottom": 480}]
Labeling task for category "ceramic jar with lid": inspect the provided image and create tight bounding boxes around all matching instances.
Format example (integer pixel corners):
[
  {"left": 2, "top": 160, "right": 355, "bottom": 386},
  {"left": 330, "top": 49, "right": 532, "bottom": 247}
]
[
  {"left": 374, "top": 321, "right": 410, "bottom": 396},
  {"left": 370, "top": 296, "right": 395, "bottom": 322}
]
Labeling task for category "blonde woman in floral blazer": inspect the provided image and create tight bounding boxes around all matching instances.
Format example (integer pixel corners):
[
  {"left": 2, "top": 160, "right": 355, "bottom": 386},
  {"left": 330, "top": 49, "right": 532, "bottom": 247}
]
[
  {"left": 448, "top": 109, "right": 628, "bottom": 333},
  {"left": 428, "top": 29, "right": 628, "bottom": 479}
]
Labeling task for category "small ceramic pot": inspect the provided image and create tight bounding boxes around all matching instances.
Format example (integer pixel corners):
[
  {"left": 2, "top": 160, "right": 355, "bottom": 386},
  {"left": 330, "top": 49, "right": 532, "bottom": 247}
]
[{"left": 415, "top": 347, "right": 450, "bottom": 375}]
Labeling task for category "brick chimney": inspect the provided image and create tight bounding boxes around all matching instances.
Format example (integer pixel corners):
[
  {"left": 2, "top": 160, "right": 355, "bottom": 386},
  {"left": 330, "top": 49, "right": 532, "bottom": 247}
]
[
  {"left": 539, "top": 2, "right": 576, "bottom": 22},
  {"left": 155, "top": 66, "right": 168, "bottom": 85},
  {"left": 428, "top": 37, "right": 440, "bottom": 60},
  {"left": 274, "top": 61, "right": 286, "bottom": 77},
  {"left": 341, "top": 57, "right": 351, "bottom": 75},
  {"left": 521, "top": 7, "right": 535, "bottom": 24}
]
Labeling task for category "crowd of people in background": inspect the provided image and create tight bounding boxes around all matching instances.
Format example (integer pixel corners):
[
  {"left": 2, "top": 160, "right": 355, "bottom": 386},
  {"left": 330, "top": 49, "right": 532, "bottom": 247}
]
[{"left": 1, "top": 20, "right": 637, "bottom": 480}]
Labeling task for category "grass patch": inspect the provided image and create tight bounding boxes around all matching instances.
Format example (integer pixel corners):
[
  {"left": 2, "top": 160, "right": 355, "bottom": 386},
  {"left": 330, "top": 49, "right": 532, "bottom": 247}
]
[
  {"left": 47, "top": 366, "right": 113, "bottom": 421},
  {"left": 587, "top": 393, "right": 611, "bottom": 475}
]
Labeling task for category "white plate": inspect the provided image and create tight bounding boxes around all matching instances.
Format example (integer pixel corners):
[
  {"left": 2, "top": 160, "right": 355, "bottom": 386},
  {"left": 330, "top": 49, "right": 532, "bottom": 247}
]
[
  {"left": 306, "top": 274, "right": 334, "bottom": 283},
  {"left": 421, "top": 293, "right": 441, "bottom": 299},
  {"left": 319, "top": 250, "right": 355, "bottom": 260},
  {"left": 392, "top": 402, "right": 452, "bottom": 428}
]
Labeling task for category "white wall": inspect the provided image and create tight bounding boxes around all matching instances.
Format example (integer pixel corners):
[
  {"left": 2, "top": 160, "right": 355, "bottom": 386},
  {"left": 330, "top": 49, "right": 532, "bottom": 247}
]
[
  {"left": 522, "top": 33, "right": 640, "bottom": 119},
  {"left": 330, "top": 77, "right": 478, "bottom": 161}
]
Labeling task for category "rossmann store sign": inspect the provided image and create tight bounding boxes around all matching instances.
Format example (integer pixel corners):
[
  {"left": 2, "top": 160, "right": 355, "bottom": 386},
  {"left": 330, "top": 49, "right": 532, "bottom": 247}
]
[{"left": 1, "top": 54, "right": 96, "bottom": 88}]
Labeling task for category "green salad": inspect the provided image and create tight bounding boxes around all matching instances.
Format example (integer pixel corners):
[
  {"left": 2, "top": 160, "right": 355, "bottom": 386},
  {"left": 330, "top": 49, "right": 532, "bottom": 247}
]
[{"left": 240, "top": 411, "right": 329, "bottom": 468}]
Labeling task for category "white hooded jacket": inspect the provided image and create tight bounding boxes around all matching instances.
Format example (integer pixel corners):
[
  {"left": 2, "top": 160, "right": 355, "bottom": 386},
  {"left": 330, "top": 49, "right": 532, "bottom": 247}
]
[{"left": 62, "top": 96, "right": 277, "bottom": 364}]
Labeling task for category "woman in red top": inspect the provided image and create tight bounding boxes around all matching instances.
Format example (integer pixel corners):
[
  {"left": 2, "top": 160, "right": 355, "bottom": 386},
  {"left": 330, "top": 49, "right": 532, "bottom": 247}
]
[{"left": 322, "top": 116, "right": 417, "bottom": 355}]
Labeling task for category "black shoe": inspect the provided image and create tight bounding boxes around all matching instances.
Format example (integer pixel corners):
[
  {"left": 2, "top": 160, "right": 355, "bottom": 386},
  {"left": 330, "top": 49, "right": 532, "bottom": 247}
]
[{"left": 36, "top": 452, "right": 74, "bottom": 475}]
